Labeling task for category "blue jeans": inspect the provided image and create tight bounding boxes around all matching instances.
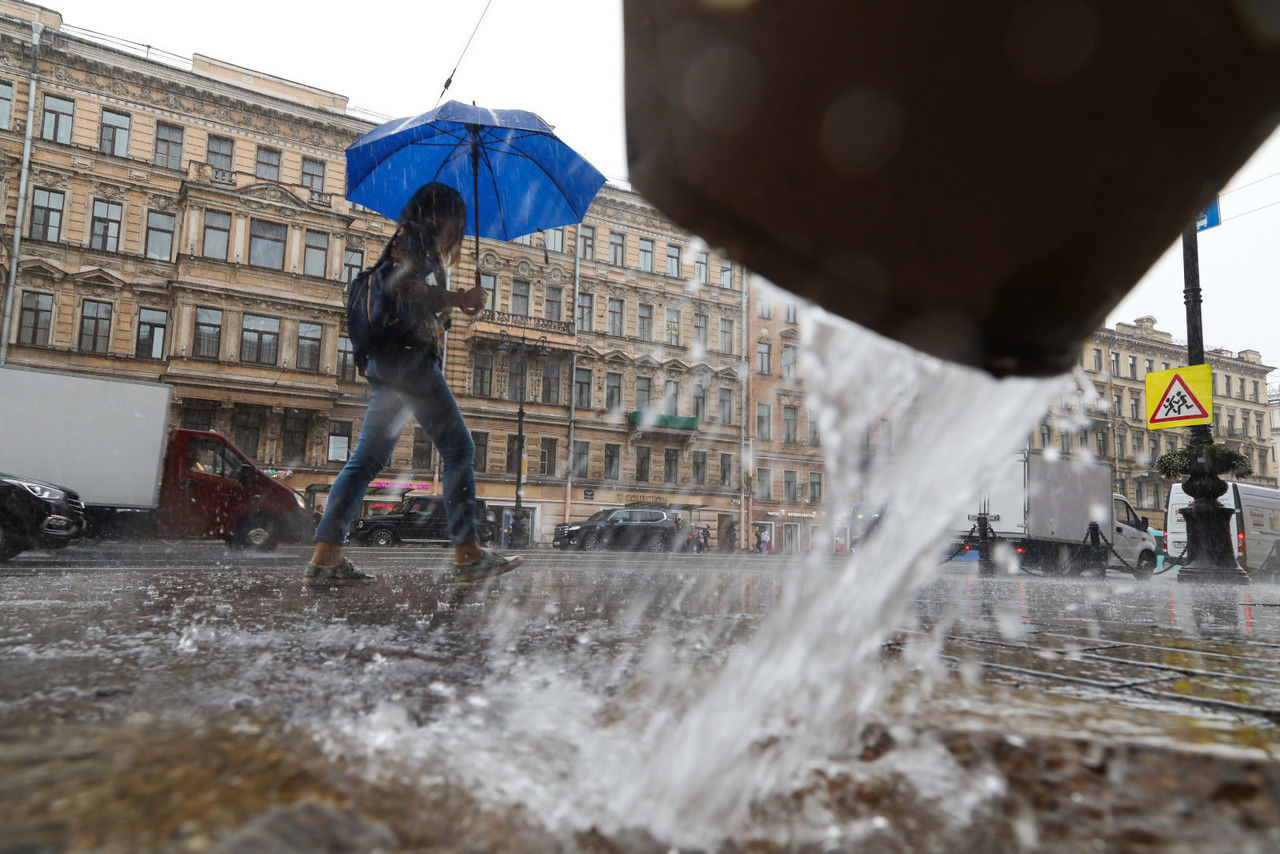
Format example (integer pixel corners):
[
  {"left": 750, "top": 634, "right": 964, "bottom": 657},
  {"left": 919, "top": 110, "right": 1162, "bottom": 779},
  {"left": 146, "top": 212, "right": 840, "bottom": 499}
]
[{"left": 314, "top": 349, "right": 478, "bottom": 546}]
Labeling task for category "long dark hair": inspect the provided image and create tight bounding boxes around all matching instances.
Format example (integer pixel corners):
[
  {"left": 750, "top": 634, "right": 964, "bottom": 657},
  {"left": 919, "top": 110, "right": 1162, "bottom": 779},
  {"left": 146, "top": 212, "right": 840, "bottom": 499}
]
[{"left": 397, "top": 182, "right": 467, "bottom": 276}]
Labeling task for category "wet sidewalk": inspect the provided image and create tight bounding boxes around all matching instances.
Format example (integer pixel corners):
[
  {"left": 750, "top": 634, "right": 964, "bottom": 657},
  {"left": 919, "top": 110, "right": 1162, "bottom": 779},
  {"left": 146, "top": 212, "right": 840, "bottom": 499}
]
[{"left": 2, "top": 543, "right": 1278, "bottom": 852}]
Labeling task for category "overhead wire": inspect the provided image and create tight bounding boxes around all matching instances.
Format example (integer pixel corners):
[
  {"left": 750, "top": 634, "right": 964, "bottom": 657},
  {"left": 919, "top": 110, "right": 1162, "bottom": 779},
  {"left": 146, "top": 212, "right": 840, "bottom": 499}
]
[{"left": 434, "top": 0, "right": 498, "bottom": 108}]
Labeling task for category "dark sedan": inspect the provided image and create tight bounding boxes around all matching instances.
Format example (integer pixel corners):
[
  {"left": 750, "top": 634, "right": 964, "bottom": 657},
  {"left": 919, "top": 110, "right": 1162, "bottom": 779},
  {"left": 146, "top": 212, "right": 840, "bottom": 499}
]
[{"left": 554, "top": 506, "right": 690, "bottom": 552}]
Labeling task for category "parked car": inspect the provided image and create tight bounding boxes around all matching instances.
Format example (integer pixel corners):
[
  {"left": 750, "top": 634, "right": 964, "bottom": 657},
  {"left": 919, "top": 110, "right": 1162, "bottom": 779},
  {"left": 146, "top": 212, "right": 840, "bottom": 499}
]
[
  {"left": 352, "top": 494, "right": 495, "bottom": 547},
  {"left": 0, "top": 472, "right": 86, "bottom": 562},
  {"left": 555, "top": 506, "right": 690, "bottom": 552}
]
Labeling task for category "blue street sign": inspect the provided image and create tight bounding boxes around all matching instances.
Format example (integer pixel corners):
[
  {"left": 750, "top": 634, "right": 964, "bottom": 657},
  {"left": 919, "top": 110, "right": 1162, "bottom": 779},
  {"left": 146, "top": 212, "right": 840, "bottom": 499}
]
[{"left": 1196, "top": 197, "right": 1221, "bottom": 231}]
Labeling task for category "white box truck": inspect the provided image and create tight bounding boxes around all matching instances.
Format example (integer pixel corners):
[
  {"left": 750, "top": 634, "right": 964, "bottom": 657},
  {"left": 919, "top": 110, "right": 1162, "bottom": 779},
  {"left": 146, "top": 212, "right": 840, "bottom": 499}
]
[
  {"left": 956, "top": 450, "right": 1158, "bottom": 577},
  {"left": 1166, "top": 482, "right": 1280, "bottom": 581},
  {"left": 0, "top": 366, "right": 310, "bottom": 560}
]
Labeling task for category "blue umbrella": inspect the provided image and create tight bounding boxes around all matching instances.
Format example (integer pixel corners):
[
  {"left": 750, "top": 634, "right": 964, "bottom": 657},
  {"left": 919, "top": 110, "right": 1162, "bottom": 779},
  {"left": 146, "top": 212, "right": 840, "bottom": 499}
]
[{"left": 346, "top": 101, "right": 607, "bottom": 272}]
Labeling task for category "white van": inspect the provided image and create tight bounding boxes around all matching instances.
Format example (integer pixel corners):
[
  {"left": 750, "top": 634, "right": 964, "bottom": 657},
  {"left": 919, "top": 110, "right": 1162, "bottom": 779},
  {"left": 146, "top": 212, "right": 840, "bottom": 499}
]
[{"left": 1166, "top": 482, "right": 1280, "bottom": 580}]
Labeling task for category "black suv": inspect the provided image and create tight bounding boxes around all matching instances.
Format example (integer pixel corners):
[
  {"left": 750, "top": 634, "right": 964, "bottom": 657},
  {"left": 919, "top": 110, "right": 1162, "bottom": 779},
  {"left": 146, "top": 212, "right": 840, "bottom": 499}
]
[
  {"left": 554, "top": 505, "right": 690, "bottom": 552},
  {"left": 0, "top": 472, "right": 85, "bottom": 562},
  {"left": 352, "top": 495, "right": 494, "bottom": 547}
]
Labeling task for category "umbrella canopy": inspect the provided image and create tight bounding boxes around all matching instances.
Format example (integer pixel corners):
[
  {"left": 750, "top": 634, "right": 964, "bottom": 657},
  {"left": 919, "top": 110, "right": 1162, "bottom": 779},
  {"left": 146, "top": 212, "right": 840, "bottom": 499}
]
[{"left": 345, "top": 100, "right": 606, "bottom": 242}]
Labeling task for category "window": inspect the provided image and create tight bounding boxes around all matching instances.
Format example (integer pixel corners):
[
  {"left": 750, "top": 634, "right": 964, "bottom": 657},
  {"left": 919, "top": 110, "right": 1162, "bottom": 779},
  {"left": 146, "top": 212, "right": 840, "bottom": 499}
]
[
  {"left": 1112, "top": 392, "right": 1122, "bottom": 414},
  {"left": 1096, "top": 431, "right": 1107, "bottom": 456},
  {"left": 541, "top": 360, "right": 561, "bottom": 404},
  {"left": 153, "top": 122, "right": 184, "bottom": 169},
  {"left": 636, "top": 446, "right": 651, "bottom": 481},
  {"left": 694, "top": 251, "right": 708, "bottom": 284},
  {"left": 608, "top": 298, "right": 624, "bottom": 336},
  {"left": 605, "top": 372, "right": 622, "bottom": 411},
  {"left": 720, "top": 453, "right": 733, "bottom": 486},
  {"left": 240, "top": 314, "right": 280, "bottom": 365},
  {"left": 507, "top": 356, "right": 526, "bottom": 402},
  {"left": 638, "top": 238, "right": 654, "bottom": 271},
  {"left": 577, "top": 225, "right": 595, "bottom": 260},
  {"left": 574, "top": 367, "right": 592, "bottom": 408},
  {"left": 1127, "top": 355, "right": 1137, "bottom": 379},
  {"left": 304, "top": 230, "right": 328, "bottom": 277},
  {"left": 545, "top": 286, "right": 562, "bottom": 321},
  {"left": 282, "top": 411, "right": 309, "bottom": 464},
  {"left": 665, "top": 244, "right": 681, "bottom": 276},
  {"left": 546, "top": 228, "right": 564, "bottom": 253},
  {"left": 207, "top": 135, "right": 234, "bottom": 177},
  {"left": 17, "top": 292, "right": 52, "bottom": 346},
  {"left": 604, "top": 443, "right": 620, "bottom": 479},
  {"left": 0, "top": 80, "right": 12, "bottom": 129},
  {"left": 1133, "top": 433, "right": 1143, "bottom": 454},
  {"left": 301, "top": 157, "right": 326, "bottom": 191},
  {"left": 1129, "top": 394, "right": 1140, "bottom": 420},
  {"left": 512, "top": 280, "right": 530, "bottom": 316},
  {"left": 135, "top": 308, "right": 167, "bottom": 359},
  {"left": 480, "top": 273, "right": 496, "bottom": 310},
  {"left": 757, "top": 340, "right": 772, "bottom": 374},
  {"left": 249, "top": 218, "right": 287, "bottom": 268},
  {"left": 473, "top": 431, "right": 489, "bottom": 472},
  {"left": 665, "top": 448, "right": 679, "bottom": 484},
  {"left": 89, "top": 200, "right": 123, "bottom": 252},
  {"left": 1060, "top": 430, "right": 1072, "bottom": 453},
  {"left": 344, "top": 248, "right": 364, "bottom": 282},
  {"left": 1239, "top": 377, "right": 1246, "bottom": 398},
  {"left": 202, "top": 210, "right": 231, "bottom": 259},
  {"left": 473, "top": 353, "right": 493, "bottom": 397},
  {"left": 79, "top": 300, "right": 112, "bottom": 353},
  {"left": 30, "top": 189, "right": 63, "bottom": 241},
  {"left": 540, "top": 438, "right": 557, "bottom": 476},
  {"left": 506, "top": 435, "right": 521, "bottom": 475},
  {"left": 784, "top": 470, "right": 798, "bottom": 502},
  {"left": 1092, "top": 348, "right": 1102, "bottom": 371},
  {"left": 664, "top": 379, "right": 680, "bottom": 415},
  {"left": 720, "top": 260, "right": 733, "bottom": 288},
  {"left": 719, "top": 318, "right": 733, "bottom": 353},
  {"left": 183, "top": 403, "right": 215, "bottom": 431},
  {"left": 234, "top": 410, "right": 262, "bottom": 460},
  {"left": 41, "top": 94, "right": 74, "bottom": 144},
  {"left": 758, "top": 300, "right": 772, "bottom": 319},
  {"left": 297, "top": 322, "right": 322, "bottom": 371},
  {"left": 665, "top": 307, "right": 681, "bottom": 345},
  {"left": 1144, "top": 358, "right": 1154, "bottom": 375},
  {"left": 693, "top": 313, "right": 708, "bottom": 349},
  {"left": 328, "top": 422, "right": 351, "bottom": 462},
  {"left": 757, "top": 403, "right": 772, "bottom": 440},
  {"left": 756, "top": 468, "right": 772, "bottom": 501},
  {"left": 98, "top": 109, "right": 130, "bottom": 156},
  {"left": 718, "top": 388, "right": 733, "bottom": 424},
  {"left": 145, "top": 211, "right": 175, "bottom": 260},
  {"left": 337, "top": 336, "right": 356, "bottom": 382},
  {"left": 193, "top": 308, "right": 223, "bottom": 358},
  {"left": 809, "top": 411, "right": 820, "bottom": 445},
  {"left": 638, "top": 304, "right": 653, "bottom": 339},
  {"left": 783, "top": 406, "right": 798, "bottom": 443},
  {"left": 1254, "top": 381, "right": 1261, "bottom": 402},
  {"left": 782, "top": 345, "right": 797, "bottom": 380},
  {"left": 693, "top": 451, "right": 707, "bottom": 485},
  {"left": 255, "top": 146, "right": 281, "bottom": 181},
  {"left": 635, "top": 377, "right": 652, "bottom": 411},
  {"left": 693, "top": 382, "right": 707, "bottom": 420},
  {"left": 575, "top": 293, "right": 593, "bottom": 331},
  {"left": 609, "top": 231, "right": 625, "bottom": 265},
  {"left": 809, "top": 473, "right": 823, "bottom": 504},
  {"left": 1260, "top": 450, "right": 1268, "bottom": 477},
  {"left": 784, "top": 303, "right": 797, "bottom": 324},
  {"left": 573, "top": 440, "right": 590, "bottom": 478},
  {"left": 1040, "top": 424, "right": 1052, "bottom": 448}
]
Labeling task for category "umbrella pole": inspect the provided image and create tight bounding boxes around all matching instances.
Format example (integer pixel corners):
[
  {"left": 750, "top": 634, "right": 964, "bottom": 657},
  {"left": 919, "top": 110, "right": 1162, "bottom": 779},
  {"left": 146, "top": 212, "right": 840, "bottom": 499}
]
[{"left": 472, "top": 132, "right": 481, "bottom": 289}]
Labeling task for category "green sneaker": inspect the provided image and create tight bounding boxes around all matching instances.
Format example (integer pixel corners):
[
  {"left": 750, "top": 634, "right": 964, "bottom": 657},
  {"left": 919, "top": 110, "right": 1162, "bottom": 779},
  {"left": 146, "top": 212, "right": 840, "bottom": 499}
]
[
  {"left": 453, "top": 548, "right": 523, "bottom": 581},
  {"left": 305, "top": 557, "right": 376, "bottom": 585}
]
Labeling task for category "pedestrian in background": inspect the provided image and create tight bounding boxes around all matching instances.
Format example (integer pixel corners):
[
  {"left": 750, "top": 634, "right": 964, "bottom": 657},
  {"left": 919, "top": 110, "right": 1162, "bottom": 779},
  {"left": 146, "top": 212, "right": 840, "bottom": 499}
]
[{"left": 306, "top": 182, "right": 522, "bottom": 584}]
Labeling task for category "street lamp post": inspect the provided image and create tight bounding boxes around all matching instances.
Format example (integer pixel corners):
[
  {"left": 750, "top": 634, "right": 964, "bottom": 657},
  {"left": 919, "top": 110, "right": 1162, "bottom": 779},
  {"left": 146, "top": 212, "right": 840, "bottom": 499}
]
[
  {"left": 1177, "top": 222, "right": 1248, "bottom": 583},
  {"left": 497, "top": 330, "right": 549, "bottom": 549}
]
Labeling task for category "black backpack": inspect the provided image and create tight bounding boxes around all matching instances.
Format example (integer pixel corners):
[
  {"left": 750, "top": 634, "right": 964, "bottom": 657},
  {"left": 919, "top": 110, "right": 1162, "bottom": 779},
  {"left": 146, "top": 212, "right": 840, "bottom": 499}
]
[{"left": 345, "top": 244, "right": 415, "bottom": 376}]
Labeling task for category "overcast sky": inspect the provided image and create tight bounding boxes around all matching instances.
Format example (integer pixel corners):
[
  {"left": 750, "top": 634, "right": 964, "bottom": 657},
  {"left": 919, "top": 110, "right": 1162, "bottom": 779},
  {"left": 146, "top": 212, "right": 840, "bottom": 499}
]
[{"left": 40, "top": 0, "right": 1280, "bottom": 383}]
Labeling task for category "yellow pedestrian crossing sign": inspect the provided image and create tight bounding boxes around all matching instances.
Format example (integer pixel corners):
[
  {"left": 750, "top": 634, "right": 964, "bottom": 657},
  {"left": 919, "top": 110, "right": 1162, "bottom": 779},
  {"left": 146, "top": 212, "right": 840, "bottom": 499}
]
[{"left": 1146, "top": 364, "right": 1212, "bottom": 429}]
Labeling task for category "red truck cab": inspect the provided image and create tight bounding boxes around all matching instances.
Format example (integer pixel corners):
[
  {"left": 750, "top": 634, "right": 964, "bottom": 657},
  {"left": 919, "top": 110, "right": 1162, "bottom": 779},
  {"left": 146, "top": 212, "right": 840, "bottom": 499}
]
[{"left": 156, "top": 429, "right": 310, "bottom": 549}]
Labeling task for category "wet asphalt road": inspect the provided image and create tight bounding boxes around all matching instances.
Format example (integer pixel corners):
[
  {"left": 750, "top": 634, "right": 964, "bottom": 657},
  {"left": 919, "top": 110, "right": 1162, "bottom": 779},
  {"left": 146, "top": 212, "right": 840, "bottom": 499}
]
[{"left": 4, "top": 541, "right": 1280, "bottom": 852}]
